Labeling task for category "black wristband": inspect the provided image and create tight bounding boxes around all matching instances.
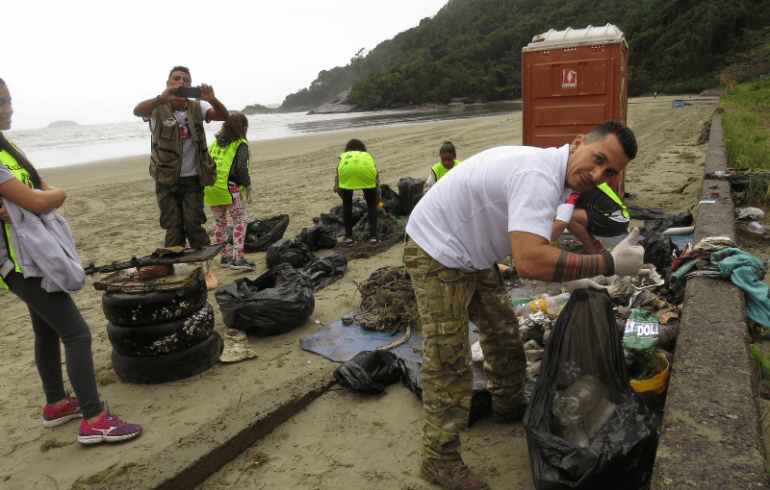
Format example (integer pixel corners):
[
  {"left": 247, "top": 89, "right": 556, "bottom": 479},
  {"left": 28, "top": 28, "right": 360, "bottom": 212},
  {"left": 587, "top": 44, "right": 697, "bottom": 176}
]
[{"left": 601, "top": 251, "right": 615, "bottom": 277}]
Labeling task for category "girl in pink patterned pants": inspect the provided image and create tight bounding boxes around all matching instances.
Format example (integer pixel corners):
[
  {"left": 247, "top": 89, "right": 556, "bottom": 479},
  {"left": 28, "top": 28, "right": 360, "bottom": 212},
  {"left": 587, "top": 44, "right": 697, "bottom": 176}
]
[{"left": 204, "top": 113, "right": 255, "bottom": 271}]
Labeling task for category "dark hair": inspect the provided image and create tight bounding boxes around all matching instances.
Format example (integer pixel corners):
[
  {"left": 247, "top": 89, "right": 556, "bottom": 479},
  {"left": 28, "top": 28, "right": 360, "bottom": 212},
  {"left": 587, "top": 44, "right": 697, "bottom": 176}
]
[
  {"left": 168, "top": 66, "right": 191, "bottom": 80},
  {"left": 217, "top": 113, "right": 248, "bottom": 141},
  {"left": 439, "top": 141, "right": 456, "bottom": 156},
  {"left": 585, "top": 120, "right": 637, "bottom": 160},
  {"left": 0, "top": 78, "right": 42, "bottom": 189},
  {"left": 345, "top": 139, "right": 367, "bottom": 152}
]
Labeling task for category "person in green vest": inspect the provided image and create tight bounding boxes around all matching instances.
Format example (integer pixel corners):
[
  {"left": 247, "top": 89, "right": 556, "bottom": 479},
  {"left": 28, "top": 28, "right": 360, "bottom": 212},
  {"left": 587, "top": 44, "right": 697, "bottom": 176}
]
[
  {"left": 205, "top": 113, "right": 255, "bottom": 271},
  {"left": 0, "top": 77, "right": 142, "bottom": 444},
  {"left": 551, "top": 183, "right": 630, "bottom": 254},
  {"left": 423, "top": 141, "right": 460, "bottom": 193},
  {"left": 333, "top": 139, "right": 381, "bottom": 244}
]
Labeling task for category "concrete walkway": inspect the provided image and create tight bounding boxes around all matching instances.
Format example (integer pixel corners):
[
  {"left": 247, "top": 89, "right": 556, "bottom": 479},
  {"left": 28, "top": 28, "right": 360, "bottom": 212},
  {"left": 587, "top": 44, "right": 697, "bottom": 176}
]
[{"left": 650, "top": 114, "right": 769, "bottom": 489}]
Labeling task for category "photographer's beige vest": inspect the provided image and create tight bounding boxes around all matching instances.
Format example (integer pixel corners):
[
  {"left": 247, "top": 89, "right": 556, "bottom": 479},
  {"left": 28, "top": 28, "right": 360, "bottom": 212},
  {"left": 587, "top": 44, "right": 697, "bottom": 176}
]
[{"left": 149, "top": 101, "right": 216, "bottom": 186}]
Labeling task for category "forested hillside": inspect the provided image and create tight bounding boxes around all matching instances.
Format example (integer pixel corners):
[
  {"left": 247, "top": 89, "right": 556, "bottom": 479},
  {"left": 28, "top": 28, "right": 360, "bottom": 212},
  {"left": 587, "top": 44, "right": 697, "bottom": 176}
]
[{"left": 280, "top": 0, "right": 769, "bottom": 111}]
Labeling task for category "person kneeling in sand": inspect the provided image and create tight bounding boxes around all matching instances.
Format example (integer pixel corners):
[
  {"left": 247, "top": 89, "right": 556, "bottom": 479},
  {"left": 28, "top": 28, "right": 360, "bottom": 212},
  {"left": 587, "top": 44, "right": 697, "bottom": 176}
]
[
  {"left": 333, "top": 139, "right": 381, "bottom": 245},
  {"left": 550, "top": 182, "right": 630, "bottom": 254},
  {"left": 423, "top": 141, "right": 461, "bottom": 194}
]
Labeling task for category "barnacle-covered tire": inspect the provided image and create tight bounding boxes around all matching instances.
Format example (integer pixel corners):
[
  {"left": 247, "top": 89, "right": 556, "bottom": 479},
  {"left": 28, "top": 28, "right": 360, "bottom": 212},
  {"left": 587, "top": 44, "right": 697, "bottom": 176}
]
[
  {"left": 107, "top": 302, "right": 214, "bottom": 356},
  {"left": 102, "top": 280, "right": 207, "bottom": 326},
  {"left": 111, "top": 332, "right": 222, "bottom": 384}
]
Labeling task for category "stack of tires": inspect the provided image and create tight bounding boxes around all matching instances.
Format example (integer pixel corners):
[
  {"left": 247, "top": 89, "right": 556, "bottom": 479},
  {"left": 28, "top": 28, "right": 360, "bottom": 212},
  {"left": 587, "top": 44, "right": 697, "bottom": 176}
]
[{"left": 102, "top": 279, "right": 222, "bottom": 384}]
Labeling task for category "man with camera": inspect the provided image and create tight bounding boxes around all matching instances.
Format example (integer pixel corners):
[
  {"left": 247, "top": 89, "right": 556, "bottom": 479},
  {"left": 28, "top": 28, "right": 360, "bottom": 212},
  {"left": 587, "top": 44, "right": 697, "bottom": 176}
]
[{"left": 133, "top": 66, "right": 229, "bottom": 252}]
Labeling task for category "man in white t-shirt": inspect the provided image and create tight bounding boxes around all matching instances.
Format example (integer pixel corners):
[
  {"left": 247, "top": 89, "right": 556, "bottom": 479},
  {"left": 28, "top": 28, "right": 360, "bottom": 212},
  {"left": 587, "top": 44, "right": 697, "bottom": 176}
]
[
  {"left": 133, "top": 66, "right": 229, "bottom": 249},
  {"left": 404, "top": 120, "right": 644, "bottom": 490}
]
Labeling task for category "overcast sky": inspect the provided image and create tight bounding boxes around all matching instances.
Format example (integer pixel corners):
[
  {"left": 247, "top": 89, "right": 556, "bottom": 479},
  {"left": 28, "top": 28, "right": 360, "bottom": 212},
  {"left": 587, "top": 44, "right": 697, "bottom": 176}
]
[{"left": 5, "top": 0, "right": 449, "bottom": 131}]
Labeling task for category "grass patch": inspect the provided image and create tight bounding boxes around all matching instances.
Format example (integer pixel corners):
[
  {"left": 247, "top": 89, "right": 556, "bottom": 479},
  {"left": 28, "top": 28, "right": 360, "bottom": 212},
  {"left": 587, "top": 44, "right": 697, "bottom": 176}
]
[{"left": 720, "top": 79, "right": 770, "bottom": 205}]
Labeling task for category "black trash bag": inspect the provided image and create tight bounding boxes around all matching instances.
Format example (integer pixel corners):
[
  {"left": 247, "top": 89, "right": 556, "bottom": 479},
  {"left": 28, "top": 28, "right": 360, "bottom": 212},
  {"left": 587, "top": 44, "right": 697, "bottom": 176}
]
[
  {"left": 314, "top": 198, "right": 370, "bottom": 237},
  {"left": 640, "top": 232, "right": 679, "bottom": 272},
  {"left": 227, "top": 214, "right": 290, "bottom": 253},
  {"left": 334, "top": 350, "right": 403, "bottom": 394},
  {"left": 294, "top": 224, "right": 338, "bottom": 252},
  {"left": 626, "top": 205, "right": 666, "bottom": 221},
  {"left": 266, "top": 238, "right": 318, "bottom": 269},
  {"left": 641, "top": 212, "right": 693, "bottom": 235},
  {"left": 397, "top": 177, "right": 425, "bottom": 216},
  {"left": 379, "top": 184, "right": 402, "bottom": 216},
  {"left": 523, "top": 289, "right": 659, "bottom": 490},
  {"left": 214, "top": 263, "right": 315, "bottom": 336},
  {"left": 304, "top": 253, "right": 347, "bottom": 292},
  {"left": 398, "top": 358, "right": 493, "bottom": 428}
]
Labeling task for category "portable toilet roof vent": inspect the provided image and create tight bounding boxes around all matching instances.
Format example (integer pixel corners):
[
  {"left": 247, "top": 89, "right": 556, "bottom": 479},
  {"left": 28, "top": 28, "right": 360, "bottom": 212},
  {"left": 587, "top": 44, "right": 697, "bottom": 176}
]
[{"left": 523, "top": 24, "right": 627, "bottom": 51}]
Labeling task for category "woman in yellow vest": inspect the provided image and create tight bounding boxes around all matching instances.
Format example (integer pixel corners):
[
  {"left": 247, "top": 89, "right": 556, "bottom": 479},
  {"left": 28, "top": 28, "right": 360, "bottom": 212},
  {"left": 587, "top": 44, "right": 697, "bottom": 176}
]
[
  {"left": 333, "top": 139, "right": 381, "bottom": 244},
  {"left": 423, "top": 141, "right": 460, "bottom": 193},
  {"left": 0, "top": 78, "right": 142, "bottom": 444},
  {"left": 204, "top": 113, "right": 255, "bottom": 270}
]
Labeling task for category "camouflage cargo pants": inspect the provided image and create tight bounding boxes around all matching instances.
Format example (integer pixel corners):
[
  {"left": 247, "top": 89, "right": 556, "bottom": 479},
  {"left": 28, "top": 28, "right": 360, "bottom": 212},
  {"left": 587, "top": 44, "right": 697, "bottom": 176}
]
[
  {"left": 404, "top": 237, "right": 526, "bottom": 465},
  {"left": 156, "top": 175, "right": 211, "bottom": 248}
]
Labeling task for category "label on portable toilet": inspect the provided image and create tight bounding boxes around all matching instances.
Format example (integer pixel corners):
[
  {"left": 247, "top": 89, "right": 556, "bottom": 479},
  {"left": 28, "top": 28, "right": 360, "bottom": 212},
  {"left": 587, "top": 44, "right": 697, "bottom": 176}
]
[{"left": 563, "top": 69, "right": 578, "bottom": 88}]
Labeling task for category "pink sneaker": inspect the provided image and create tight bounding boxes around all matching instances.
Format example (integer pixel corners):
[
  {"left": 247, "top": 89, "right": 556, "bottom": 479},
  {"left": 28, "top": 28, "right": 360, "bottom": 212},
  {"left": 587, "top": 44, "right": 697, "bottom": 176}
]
[
  {"left": 43, "top": 395, "right": 83, "bottom": 428},
  {"left": 77, "top": 411, "right": 142, "bottom": 445}
]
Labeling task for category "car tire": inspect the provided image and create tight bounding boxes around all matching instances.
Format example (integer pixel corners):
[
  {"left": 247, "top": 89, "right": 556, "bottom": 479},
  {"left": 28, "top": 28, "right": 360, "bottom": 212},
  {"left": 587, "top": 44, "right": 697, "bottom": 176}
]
[
  {"left": 107, "top": 302, "right": 215, "bottom": 357},
  {"left": 111, "top": 332, "right": 223, "bottom": 384},
  {"left": 102, "top": 279, "right": 207, "bottom": 326}
]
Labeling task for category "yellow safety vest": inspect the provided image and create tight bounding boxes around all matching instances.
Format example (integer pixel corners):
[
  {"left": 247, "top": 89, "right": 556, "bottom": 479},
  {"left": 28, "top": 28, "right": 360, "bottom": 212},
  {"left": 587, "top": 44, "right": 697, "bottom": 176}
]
[
  {"left": 0, "top": 144, "right": 32, "bottom": 289},
  {"left": 204, "top": 139, "right": 250, "bottom": 207},
  {"left": 598, "top": 183, "right": 629, "bottom": 218},
  {"left": 337, "top": 151, "right": 377, "bottom": 189},
  {"left": 431, "top": 160, "right": 461, "bottom": 181}
]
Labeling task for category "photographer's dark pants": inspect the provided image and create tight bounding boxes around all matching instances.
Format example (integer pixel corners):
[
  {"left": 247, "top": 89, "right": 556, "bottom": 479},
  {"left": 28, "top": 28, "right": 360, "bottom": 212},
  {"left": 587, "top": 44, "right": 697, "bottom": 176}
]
[
  {"left": 5, "top": 270, "right": 103, "bottom": 419},
  {"left": 156, "top": 176, "right": 211, "bottom": 248},
  {"left": 340, "top": 188, "right": 378, "bottom": 239}
]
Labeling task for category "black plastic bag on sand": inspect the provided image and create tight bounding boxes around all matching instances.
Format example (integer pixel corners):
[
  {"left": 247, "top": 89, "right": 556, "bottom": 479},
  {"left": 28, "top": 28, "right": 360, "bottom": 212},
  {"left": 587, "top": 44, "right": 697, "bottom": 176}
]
[
  {"left": 398, "top": 358, "right": 492, "bottom": 428},
  {"left": 379, "top": 184, "right": 402, "bottom": 216},
  {"left": 334, "top": 350, "right": 403, "bottom": 394},
  {"left": 214, "top": 263, "right": 315, "bottom": 336},
  {"left": 640, "top": 232, "right": 679, "bottom": 272},
  {"left": 294, "top": 224, "right": 338, "bottom": 252},
  {"left": 227, "top": 214, "right": 289, "bottom": 253},
  {"left": 304, "top": 253, "right": 347, "bottom": 292},
  {"left": 641, "top": 212, "right": 693, "bottom": 235},
  {"left": 397, "top": 177, "right": 424, "bottom": 216},
  {"left": 266, "top": 238, "right": 318, "bottom": 269},
  {"left": 523, "top": 289, "right": 659, "bottom": 490},
  {"left": 316, "top": 198, "right": 370, "bottom": 237}
]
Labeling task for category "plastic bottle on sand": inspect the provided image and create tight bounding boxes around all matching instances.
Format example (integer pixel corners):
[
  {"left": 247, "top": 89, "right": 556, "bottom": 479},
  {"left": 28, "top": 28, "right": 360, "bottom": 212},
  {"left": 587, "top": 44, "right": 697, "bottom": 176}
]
[
  {"left": 515, "top": 292, "right": 570, "bottom": 318},
  {"left": 748, "top": 221, "right": 766, "bottom": 234}
]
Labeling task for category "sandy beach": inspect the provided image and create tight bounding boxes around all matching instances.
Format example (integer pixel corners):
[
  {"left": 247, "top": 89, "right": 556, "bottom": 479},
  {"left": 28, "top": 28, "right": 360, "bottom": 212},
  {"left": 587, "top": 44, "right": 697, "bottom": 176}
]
[{"left": 1, "top": 95, "right": 749, "bottom": 490}]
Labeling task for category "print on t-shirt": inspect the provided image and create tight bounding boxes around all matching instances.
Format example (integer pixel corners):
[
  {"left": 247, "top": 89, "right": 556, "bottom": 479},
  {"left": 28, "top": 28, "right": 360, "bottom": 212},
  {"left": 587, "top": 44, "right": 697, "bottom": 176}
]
[{"left": 179, "top": 117, "right": 192, "bottom": 140}]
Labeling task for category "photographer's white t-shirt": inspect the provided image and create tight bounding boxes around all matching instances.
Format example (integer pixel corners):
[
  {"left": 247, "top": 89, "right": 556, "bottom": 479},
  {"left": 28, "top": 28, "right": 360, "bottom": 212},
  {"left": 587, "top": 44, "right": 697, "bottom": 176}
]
[
  {"left": 146, "top": 100, "right": 213, "bottom": 178},
  {"left": 406, "top": 145, "right": 572, "bottom": 272}
]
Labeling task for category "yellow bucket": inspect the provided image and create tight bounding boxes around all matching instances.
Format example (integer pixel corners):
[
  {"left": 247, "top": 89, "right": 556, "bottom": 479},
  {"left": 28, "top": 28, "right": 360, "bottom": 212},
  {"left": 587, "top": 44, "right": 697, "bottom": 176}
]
[{"left": 630, "top": 353, "right": 670, "bottom": 397}]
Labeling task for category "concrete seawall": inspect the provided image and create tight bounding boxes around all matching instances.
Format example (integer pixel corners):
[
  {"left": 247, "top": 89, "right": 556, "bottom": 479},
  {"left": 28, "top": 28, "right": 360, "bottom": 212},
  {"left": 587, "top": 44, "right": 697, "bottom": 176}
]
[{"left": 651, "top": 114, "right": 770, "bottom": 489}]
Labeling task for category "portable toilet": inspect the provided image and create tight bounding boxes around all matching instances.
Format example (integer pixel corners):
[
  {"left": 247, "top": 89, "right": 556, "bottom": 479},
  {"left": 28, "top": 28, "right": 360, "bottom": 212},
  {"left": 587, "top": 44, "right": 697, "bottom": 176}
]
[{"left": 522, "top": 24, "right": 629, "bottom": 196}]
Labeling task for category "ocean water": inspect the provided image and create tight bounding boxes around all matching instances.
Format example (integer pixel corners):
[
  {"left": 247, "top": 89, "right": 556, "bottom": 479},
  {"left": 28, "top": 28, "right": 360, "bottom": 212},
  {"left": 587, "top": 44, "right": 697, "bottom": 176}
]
[{"left": 3, "top": 102, "right": 521, "bottom": 169}]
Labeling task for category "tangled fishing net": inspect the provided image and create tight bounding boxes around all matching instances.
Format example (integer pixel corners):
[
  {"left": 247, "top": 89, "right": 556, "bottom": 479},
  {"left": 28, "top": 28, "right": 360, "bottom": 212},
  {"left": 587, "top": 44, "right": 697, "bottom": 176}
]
[{"left": 354, "top": 266, "right": 420, "bottom": 333}]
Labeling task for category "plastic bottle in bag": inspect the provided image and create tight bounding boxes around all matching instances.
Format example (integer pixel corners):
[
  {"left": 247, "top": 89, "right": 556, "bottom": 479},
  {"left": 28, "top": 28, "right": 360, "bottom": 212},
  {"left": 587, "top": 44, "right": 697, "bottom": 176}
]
[{"left": 516, "top": 293, "right": 570, "bottom": 318}]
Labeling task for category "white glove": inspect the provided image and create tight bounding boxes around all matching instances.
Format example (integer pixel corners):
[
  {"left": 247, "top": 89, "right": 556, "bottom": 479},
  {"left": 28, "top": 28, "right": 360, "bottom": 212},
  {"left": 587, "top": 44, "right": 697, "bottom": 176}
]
[
  {"left": 610, "top": 227, "right": 645, "bottom": 276},
  {"left": 555, "top": 203, "right": 575, "bottom": 223},
  {"left": 244, "top": 186, "right": 253, "bottom": 202},
  {"left": 563, "top": 279, "right": 607, "bottom": 294}
]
